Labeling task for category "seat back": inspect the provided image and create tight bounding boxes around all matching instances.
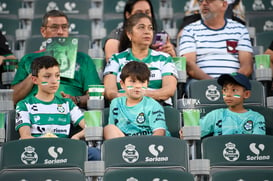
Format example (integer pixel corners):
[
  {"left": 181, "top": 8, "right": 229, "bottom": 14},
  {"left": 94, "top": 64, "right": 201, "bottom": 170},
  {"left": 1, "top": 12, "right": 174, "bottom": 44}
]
[
  {"left": 103, "top": 106, "right": 181, "bottom": 138},
  {"left": 33, "top": 0, "right": 91, "bottom": 19},
  {"left": 202, "top": 135, "right": 273, "bottom": 173},
  {"left": 0, "top": 168, "right": 86, "bottom": 181},
  {"left": 256, "top": 31, "right": 273, "bottom": 51},
  {"left": 211, "top": 169, "right": 273, "bottom": 181},
  {"left": 103, "top": 168, "right": 194, "bottom": 181},
  {"left": 164, "top": 106, "right": 182, "bottom": 138},
  {"left": 103, "top": 136, "right": 188, "bottom": 172},
  {"left": 0, "top": 138, "right": 87, "bottom": 172},
  {"left": 188, "top": 79, "right": 265, "bottom": 106}
]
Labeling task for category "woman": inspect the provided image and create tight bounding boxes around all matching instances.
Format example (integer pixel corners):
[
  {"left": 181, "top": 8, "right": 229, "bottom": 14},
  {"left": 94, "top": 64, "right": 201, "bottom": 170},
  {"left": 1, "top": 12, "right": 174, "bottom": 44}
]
[
  {"left": 104, "top": 0, "right": 176, "bottom": 62},
  {"left": 103, "top": 13, "right": 177, "bottom": 106}
]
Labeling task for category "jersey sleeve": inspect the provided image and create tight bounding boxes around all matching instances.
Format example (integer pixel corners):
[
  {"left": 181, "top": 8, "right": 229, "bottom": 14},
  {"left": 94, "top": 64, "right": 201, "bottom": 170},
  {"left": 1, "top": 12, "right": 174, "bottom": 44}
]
[
  {"left": 148, "top": 101, "right": 167, "bottom": 132},
  {"left": 103, "top": 54, "right": 120, "bottom": 76},
  {"left": 200, "top": 109, "right": 220, "bottom": 137},
  {"left": 68, "top": 99, "right": 84, "bottom": 126},
  {"left": 15, "top": 100, "right": 31, "bottom": 131}
]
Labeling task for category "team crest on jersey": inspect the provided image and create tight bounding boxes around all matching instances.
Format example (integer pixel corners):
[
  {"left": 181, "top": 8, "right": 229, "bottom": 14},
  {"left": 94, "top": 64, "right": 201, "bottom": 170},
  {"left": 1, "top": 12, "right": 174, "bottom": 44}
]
[
  {"left": 136, "top": 113, "right": 145, "bottom": 124},
  {"left": 57, "top": 104, "right": 65, "bottom": 113},
  {"left": 244, "top": 120, "right": 253, "bottom": 131}
]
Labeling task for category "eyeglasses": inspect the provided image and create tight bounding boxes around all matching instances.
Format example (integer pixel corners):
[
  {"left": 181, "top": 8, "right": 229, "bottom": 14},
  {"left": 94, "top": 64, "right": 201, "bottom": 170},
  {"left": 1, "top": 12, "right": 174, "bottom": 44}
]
[
  {"left": 44, "top": 24, "right": 69, "bottom": 32},
  {"left": 198, "top": 0, "right": 223, "bottom": 3}
]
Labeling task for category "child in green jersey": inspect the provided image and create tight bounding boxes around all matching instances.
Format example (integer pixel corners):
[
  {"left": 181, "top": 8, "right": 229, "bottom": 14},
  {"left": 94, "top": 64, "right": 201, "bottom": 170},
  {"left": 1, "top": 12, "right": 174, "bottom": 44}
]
[
  {"left": 15, "top": 56, "right": 100, "bottom": 160},
  {"left": 104, "top": 61, "right": 170, "bottom": 140},
  {"left": 180, "top": 72, "right": 265, "bottom": 139}
]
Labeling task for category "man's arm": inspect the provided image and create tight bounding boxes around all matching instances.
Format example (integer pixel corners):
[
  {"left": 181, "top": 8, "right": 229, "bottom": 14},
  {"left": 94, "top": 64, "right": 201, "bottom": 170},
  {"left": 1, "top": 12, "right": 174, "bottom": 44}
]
[
  {"left": 19, "top": 126, "right": 35, "bottom": 139},
  {"left": 184, "top": 52, "right": 213, "bottom": 80},
  {"left": 12, "top": 74, "right": 34, "bottom": 105},
  {"left": 238, "top": 51, "right": 253, "bottom": 77},
  {"left": 145, "top": 75, "right": 177, "bottom": 101}
]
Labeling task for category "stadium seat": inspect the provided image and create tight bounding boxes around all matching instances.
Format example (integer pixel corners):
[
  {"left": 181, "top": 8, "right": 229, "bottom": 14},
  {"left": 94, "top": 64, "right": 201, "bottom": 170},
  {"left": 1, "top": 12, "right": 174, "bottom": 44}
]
[
  {"left": 256, "top": 31, "right": 273, "bottom": 51},
  {"left": 0, "top": 0, "right": 21, "bottom": 18},
  {"left": 243, "top": 0, "right": 273, "bottom": 12},
  {"left": 188, "top": 79, "right": 266, "bottom": 106},
  {"left": 248, "top": 15, "right": 273, "bottom": 33},
  {"left": 0, "top": 138, "right": 87, "bottom": 172},
  {"left": 103, "top": 136, "right": 188, "bottom": 172},
  {"left": 103, "top": 167, "right": 194, "bottom": 181},
  {"left": 0, "top": 169, "right": 86, "bottom": 181},
  {"left": 103, "top": 106, "right": 181, "bottom": 138},
  {"left": 24, "top": 36, "right": 46, "bottom": 54},
  {"left": 32, "top": 0, "right": 91, "bottom": 19},
  {"left": 202, "top": 134, "right": 273, "bottom": 174},
  {"left": 211, "top": 169, "right": 273, "bottom": 181},
  {"left": 0, "top": 17, "right": 19, "bottom": 42}
]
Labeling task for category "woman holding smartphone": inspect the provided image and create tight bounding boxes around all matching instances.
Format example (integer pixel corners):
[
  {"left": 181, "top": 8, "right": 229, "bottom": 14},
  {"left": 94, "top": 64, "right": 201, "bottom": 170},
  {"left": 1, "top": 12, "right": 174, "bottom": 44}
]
[
  {"left": 103, "top": 13, "right": 178, "bottom": 106},
  {"left": 104, "top": 0, "right": 176, "bottom": 62}
]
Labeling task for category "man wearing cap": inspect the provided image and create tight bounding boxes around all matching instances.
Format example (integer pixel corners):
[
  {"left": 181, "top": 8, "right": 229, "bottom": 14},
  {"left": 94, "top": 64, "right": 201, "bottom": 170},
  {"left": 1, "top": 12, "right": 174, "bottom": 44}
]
[
  {"left": 179, "top": 0, "right": 253, "bottom": 82},
  {"left": 198, "top": 72, "right": 265, "bottom": 138}
]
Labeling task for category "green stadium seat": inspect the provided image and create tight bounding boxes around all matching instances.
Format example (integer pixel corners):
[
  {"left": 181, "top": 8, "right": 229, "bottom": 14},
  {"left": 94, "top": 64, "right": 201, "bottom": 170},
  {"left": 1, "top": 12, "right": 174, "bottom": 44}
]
[
  {"left": 0, "top": 169, "right": 86, "bottom": 181},
  {"left": 0, "top": 138, "right": 87, "bottom": 176},
  {"left": 188, "top": 79, "right": 266, "bottom": 106},
  {"left": 103, "top": 136, "right": 188, "bottom": 172},
  {"left": 256, "top": 31, "right": 273, "bottom": 51},
  {"left": 243, "top": 0, "right": 273, "bottom": 12},
  {"left": 0, "top": 0, "right": 21, "bottom": 18},
  {"left": 202, "top": 134, "right": 273, "bottom": 174},
  {"left": 104, "top": 167, "right": 194, "bottom": 181},
  {"left": 211, "top": 169, "right": 273, "bottom": 181},
  {"left": 33, "top": 0, "right": 91, "bottom": 19}
]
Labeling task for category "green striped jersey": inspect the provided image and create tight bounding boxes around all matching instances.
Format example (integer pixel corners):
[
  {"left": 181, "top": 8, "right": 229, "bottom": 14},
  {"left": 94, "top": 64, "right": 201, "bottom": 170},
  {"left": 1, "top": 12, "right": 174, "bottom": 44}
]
[
  {"left": 15, "top": 96, "right": 83, "bottom": 138},
  {"left": 104, "top": 48, "right": 178, "bottom": 105}
]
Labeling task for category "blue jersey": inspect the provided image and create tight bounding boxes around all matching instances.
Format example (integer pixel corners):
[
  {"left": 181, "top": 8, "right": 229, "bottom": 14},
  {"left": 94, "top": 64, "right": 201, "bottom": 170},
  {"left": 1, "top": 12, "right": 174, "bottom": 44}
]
[
  {"left": 200, "top": 108, "right": 265, "bottom": 137},
  {"left": 108, "top": 96, "right": 170, "bottom": 136}
]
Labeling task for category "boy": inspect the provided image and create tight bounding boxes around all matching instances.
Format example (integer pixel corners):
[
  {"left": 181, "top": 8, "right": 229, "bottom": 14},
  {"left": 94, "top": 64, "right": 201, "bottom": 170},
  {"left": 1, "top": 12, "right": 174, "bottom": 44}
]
[
  {"left": 200, "top": 72, "right": 265, "bottom": 137},
  {"left": 103, "top": 61, "right": 170, "bottom": 140},
  {"left": 15, "top": 56, "right": 100, "bottom": 160}
]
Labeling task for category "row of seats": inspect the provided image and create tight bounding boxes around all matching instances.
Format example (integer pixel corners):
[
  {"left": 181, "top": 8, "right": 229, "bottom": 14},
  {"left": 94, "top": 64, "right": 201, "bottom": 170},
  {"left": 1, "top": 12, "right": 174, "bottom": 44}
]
[{"left": 1, "top": 134, "right": 273, "bottom": 180}]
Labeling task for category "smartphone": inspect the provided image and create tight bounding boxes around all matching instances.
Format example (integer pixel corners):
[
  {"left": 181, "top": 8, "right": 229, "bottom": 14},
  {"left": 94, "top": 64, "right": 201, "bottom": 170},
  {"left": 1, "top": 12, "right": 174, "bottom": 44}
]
[{"left": 153, "top": 31, "right": 168, "bottom": 45}]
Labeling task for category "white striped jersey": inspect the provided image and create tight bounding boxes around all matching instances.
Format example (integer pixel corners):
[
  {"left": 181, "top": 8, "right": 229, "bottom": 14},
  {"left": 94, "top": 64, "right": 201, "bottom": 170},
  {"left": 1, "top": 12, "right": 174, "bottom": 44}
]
[
  {"left": 179, "top": 19, "right": 253, "bottom": 78},
  {"left": 15, "top": 96, "right": 83, "bottom": 138}
]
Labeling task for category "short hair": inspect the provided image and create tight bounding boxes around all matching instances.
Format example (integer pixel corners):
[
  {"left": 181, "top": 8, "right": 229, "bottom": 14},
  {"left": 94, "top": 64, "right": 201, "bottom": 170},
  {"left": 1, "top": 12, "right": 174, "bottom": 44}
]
[
  {"left": 119, "top": 13, "right": 153, "bottom": 52},
  {"left": 120, "top": 61, "right": 150, "bottom": 82},
  {"left": 42, "top": 10, "right": 69, "bottom": 27},
  {"left": 31, "top": 56, "right": 59, "bottom": 76}
]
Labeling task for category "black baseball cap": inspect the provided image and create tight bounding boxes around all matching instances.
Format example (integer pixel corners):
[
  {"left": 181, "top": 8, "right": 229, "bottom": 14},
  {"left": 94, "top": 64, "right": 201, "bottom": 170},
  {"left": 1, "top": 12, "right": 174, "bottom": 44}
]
[{"left": 217, "top": 72, "right": 251, "bottom": 90}]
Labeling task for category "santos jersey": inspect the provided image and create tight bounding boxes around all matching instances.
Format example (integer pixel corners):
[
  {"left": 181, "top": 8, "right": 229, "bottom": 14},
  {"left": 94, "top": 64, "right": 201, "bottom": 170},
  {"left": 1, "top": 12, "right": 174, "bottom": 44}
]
[
  {"left": 108, "top": 96, "right": 170, "bottom": 136},
  {"left": 200, "top": 108, "right": 265, "bottom": 137},
  {"left": 15, "top": 96, "right": 83, "bottom": 138}
]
